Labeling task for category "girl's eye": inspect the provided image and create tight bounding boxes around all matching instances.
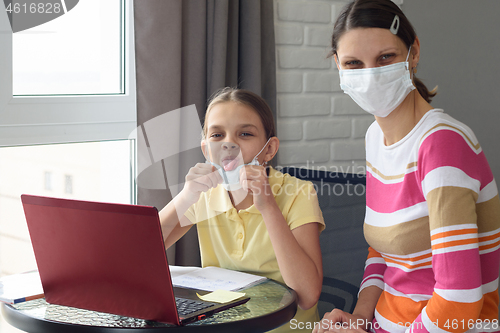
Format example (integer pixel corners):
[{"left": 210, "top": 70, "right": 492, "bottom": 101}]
[
  {"left": 240, "top": 132, "right": 253, "bottom": 137},
  {"left": 210, "top": 133, "right": 223, "bottom": 138}
]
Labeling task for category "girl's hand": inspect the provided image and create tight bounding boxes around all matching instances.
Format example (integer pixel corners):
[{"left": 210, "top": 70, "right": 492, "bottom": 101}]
[
  {"left": 313, "top": 309, "right": 369, "bottom": 333},
  {"left": 181, "top": 163, "right": 222, "bottom": 206},
  {"left": 240, "top": 165, "right": 276, "bottom": 212}
]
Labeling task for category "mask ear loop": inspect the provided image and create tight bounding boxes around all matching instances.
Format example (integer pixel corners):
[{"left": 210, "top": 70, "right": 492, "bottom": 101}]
[
  {"left": 405, "top": 45, "right": 412, "bottom": 71},
  {"left": 253, "top": 137, "right": 272, "bottom": 166}
]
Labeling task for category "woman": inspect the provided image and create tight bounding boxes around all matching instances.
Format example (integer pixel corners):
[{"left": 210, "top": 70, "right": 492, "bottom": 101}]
[{"left": 315, "top": 1, "right": 500, "bottom": 332}]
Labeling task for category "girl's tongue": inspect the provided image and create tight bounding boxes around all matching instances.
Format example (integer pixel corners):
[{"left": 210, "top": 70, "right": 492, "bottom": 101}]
[{"left": 222, "top": 158, "right": 240, "bottom": 171}]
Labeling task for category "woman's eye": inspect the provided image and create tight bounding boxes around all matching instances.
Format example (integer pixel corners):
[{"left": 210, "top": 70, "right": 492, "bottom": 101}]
[
  {"left": 380, "top": 54, "right": 395, "bottom": 61},
  {"left": 345, "top": 60, "right": 361, "bottom": 66},
  {"left": 343, "top": 60, "right": 363, "bottom": 69}
]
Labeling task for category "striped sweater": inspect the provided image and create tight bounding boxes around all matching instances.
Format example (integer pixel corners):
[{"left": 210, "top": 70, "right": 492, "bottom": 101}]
[{"left": 362, "top": 109, "right": 500, "bottom": 333}]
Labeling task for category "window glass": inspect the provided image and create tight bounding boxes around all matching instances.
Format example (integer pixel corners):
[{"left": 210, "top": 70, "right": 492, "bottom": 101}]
[
  {"left": 0, "top": 140, "right": 133, "bottom": 278},
  {"left": 12, "top": 0, "right": 123, "bottom": 95}
]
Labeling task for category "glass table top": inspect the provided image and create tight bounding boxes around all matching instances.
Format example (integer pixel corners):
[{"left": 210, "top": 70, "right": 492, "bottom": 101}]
[{"left": 6, "top": 279, "right": 296, "bottom": 329}]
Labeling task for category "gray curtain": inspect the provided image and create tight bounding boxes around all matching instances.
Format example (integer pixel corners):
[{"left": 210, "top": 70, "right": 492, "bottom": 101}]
[{"left": 134, "top": 0, "right": 276, "bottom": 266}]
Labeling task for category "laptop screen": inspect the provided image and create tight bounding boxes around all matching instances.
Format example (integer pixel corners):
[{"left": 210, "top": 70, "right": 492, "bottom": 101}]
[{"left": 21, "top": 194, "right": 180, "bottom": 324}]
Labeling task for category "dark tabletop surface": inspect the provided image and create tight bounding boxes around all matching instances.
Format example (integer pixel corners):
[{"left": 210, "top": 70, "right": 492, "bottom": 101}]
[{"left": 2, "top": 279, "right": 297, "bottom": 333}]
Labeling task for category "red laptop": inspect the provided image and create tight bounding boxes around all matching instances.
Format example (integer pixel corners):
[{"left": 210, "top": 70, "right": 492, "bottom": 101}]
[{"left": 21, "top": 194, "right": 249, "bottom": 325}]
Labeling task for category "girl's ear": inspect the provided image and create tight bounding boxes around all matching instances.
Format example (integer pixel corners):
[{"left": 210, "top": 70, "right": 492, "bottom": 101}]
[{"left": 263, "top": 137, "right": 280, "bottom": 164}]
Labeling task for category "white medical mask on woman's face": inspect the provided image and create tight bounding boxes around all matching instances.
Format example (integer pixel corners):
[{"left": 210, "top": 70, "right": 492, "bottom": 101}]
[
  {"left": 338, "top": 46, "right": 415, "bottom": 117},
  {"left": 205, "top": 138, "right": 271, "bottom": 191}
]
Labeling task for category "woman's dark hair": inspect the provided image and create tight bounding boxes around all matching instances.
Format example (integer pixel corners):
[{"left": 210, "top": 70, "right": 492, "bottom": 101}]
[{"left": 331, "top": 0, "right": 436, "bottom": 103}]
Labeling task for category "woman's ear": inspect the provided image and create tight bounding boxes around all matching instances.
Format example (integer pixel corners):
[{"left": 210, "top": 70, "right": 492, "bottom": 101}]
[
  {"left": 411, "top": 37, "right": 421, "bottom": 70},
  {"left": 263, "top": 137, "right": 280, "bottom": 164}
]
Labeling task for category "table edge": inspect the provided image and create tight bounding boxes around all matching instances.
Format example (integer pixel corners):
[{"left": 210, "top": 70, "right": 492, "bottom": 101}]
[{"left": 2, "top": 288, "right": 297, "bottom": 333}]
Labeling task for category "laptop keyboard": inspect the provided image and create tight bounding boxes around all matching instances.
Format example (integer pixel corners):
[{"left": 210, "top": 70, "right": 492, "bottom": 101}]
[{"left": 175, "top": 297, "right": 214, "bottom": 316}]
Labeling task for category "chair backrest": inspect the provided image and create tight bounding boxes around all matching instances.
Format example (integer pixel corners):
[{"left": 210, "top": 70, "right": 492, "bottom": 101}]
[{"left": 281, "top": 167, "right": 368, "bottom": 316}]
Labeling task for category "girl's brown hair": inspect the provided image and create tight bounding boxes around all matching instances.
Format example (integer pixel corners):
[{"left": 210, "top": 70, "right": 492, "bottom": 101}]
[
  {"left": 331, "top": 0, "right": 437, "bottom": 103},
  {"left": 203, "top": 87, "right": 276, "bottom": 140}
]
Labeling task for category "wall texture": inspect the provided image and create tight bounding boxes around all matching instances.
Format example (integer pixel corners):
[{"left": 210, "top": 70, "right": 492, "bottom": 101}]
[
  {"left": 273, "top": 0, "right": 402, "bottom": 174},
  {"left": 404, "top": 0, "right": 500, "bottom": 182},
  {"left": 274, "top": 0, "right": 368, "bottom": 174}
]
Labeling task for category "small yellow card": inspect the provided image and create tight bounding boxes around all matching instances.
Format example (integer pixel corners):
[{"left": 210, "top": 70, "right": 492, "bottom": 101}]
[{"left": 196, "top": 290, "right": 246, "bottom": 304}]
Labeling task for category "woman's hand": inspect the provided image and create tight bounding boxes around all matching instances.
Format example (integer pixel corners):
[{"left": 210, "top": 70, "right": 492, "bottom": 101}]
[
  {"left": 180, "top": 163, "right": 222, "bottom": 206},
  {"left": 240, "top": 165, "right": 276, "bottom": 212},
  {"left": 313, "top": 309, "right": 369, "bottom": 333}
]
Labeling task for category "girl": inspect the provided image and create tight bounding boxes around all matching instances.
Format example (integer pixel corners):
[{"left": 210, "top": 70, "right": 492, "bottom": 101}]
[
  {"left": 315, "top": 1, "right": 500, "bottom": 332},
  {"left": 159, "top": 88, "right": 325, "bottom": 332}
]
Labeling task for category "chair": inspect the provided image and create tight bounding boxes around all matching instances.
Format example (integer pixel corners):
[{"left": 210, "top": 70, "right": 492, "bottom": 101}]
[{"left": 281, "top": 167, "right": 368, "bottom": 316}]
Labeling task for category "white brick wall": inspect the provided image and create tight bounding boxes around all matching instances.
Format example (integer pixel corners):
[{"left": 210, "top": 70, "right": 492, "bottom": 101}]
[
  {"left": 277, "top": 1, "right": 332, "bottom": 23},
  {"left": 274, "top": 0, "right": 403, "bottom": 173}
]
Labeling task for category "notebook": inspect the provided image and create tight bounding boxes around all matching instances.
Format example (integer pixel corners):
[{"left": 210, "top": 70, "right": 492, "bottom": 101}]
[
  {"left": 20, "top": 194, "right": 249, "bottom": 325},
  {"left": 0, "top": 270, "right": 44, "bottom": 304}
]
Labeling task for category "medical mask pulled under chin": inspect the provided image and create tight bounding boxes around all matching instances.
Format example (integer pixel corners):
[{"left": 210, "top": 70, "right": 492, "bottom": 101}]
[
  {"left": 338, "top": 47, "right": 415, "bottom": 117},
  {"left": 206, "top": 138, "right": 271, "bottom": 191}
]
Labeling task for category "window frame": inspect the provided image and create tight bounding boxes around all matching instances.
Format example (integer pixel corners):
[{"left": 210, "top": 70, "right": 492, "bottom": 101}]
[{"left": 0, "top": 0, "right": 137, "bottom": 147}]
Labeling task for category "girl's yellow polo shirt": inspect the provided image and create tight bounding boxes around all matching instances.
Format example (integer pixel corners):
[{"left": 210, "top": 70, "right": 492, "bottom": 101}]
[{"left": 185, "top": 167, "right": 325, "bottom": 332}]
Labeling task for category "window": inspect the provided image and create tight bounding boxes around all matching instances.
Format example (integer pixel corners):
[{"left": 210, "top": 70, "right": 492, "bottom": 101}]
[
  {"left": 0, "top": 141, "right": 134, "bottom": 275},
  {"left": 13, "top": 0, "right": 123, "bottom": 96},
  {"left": 0, "top": 0, "right": 136, "bottom": 147},
  {"left": 0, "top": 0, "right": 137, "bottom": 267},
  {"left": 0, "top": 140, "right": 134, "bottom": 333},
  {"left": 0, "top": 3, "right": 137, "bottom": 332}
]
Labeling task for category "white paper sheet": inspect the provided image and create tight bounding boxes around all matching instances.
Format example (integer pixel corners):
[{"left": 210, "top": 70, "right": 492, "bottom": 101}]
[{"left": 171, "top": 266, "right": 267, "bottom": 291}]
